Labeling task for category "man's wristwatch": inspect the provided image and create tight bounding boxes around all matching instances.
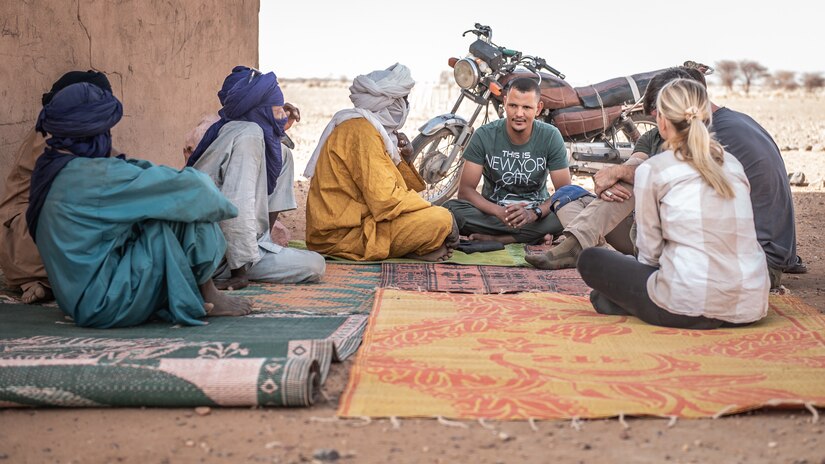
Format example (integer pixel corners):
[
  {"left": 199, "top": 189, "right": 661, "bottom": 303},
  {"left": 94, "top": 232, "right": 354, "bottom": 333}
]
[{"left": 532, "top": 205, "right": 543, "bottom": 220}]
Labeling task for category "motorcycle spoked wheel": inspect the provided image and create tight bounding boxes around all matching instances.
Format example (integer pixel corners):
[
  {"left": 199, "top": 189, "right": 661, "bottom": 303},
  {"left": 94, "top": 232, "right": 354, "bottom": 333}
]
[
  {"left": 410, "top": 127, "right": 466, "bottom": 205},
  {"left": 610, "top": 113, "right": 657, "bottom": 145}
]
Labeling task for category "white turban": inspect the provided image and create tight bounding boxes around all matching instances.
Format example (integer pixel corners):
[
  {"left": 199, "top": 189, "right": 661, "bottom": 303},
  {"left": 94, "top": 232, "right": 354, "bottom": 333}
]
[
  {"left": 303, "top": 63, "right": 415, "bottom": 178},
  {"left": 349, "top": 62, "right": 415, "bottom": 138}
]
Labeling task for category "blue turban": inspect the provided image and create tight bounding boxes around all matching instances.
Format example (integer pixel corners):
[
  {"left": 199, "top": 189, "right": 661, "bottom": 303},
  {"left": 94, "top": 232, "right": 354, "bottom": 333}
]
[
  {"left": 27, "top": 82, "right": 123, "bottom": 240},
  {"left": 186, "top": 66, "right": 286, "bottom": 195},
  {"left": 41, "top": 70, "right": 112, "bottom": 107}
]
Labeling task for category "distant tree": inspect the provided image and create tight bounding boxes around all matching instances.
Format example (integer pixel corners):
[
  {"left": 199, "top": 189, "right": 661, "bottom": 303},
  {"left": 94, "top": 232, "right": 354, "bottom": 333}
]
[
  {"left": 739, "top": 60, "right": 768, "bottom": 95},
  {"left": 769, "top": 70, "right": 798, "bottom": 91},
  {"left": 801, "top": 72, "right": 825, "bottom": 92},
  {"left": 715, "top": 60, "right": 739, "bottom": 92}
]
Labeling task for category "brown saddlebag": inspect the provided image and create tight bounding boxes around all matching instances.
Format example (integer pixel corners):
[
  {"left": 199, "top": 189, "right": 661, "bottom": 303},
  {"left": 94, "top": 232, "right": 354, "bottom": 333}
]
[
  {"left": 575, "top": 69, "right": 665, "bottom": 109},
  {"left": 551, "top": 105, "right": 623, "bottom": 138}
]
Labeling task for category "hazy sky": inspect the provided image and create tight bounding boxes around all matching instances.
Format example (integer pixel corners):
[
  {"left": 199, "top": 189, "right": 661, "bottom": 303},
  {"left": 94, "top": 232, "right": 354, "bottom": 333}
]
[{"left": 260, "top": 0, "right": 820, "bottom": 86}]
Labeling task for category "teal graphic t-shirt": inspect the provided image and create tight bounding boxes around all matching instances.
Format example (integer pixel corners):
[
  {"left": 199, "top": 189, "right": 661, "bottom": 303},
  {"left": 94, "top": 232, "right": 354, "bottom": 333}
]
[{"left": 463, "top": 119, "right": 568, "bottom": 204}]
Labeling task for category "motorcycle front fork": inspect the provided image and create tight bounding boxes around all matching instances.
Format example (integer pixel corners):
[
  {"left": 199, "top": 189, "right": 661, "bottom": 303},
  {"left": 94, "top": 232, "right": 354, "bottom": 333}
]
[{"left": 438, "top": 89, "right": 492, "bottom": 175}]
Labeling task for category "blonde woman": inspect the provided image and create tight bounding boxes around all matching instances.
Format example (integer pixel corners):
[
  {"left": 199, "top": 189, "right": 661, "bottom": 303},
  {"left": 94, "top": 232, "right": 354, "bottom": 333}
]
[{"left": 576, "top": 79, "right": 769, "bottom": 329}]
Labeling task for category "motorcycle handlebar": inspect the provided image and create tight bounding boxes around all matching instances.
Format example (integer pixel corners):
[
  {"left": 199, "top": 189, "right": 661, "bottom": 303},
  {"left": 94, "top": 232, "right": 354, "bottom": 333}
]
[
  {"left": 464, "top": 23, "right": 492, "bottom": 39},
  {"left": 462, "top": 25, "right": 568, "bottom": 80},
  {"left": 530, "top": 56, "right": 565, "bottom": 80},
  {"left": 542, "top": 63, "right": 565, "bottom": 80}
]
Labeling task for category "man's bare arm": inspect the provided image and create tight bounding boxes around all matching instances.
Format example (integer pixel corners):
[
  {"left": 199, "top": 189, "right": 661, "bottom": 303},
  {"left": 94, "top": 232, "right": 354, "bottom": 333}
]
[{"left": 548, "top": 167, "right": 572, "bottom": 191}]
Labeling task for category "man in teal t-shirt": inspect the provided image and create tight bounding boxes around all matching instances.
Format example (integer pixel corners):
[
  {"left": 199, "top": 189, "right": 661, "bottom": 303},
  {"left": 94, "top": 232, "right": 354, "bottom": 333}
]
[{"left": 444, "top": 77, "right": 571, "bottom": 244}]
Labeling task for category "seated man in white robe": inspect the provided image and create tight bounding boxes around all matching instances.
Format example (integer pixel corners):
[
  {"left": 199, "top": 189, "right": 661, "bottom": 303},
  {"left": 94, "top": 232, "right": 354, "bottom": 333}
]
[{"left": 187, "top": 66, "right": 325, "bottom": 290}]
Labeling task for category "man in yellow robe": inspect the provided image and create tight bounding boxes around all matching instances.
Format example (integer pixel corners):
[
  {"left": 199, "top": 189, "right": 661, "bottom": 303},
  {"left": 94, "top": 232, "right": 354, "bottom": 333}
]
[{"left": 305, "top": 63, "right": 455, "bottom": 261}]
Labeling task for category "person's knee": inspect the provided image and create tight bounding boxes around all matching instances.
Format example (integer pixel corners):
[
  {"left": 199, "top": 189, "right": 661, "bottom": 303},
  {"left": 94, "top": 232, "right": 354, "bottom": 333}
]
[
  {"left": 199, "top": 222, "right": 228, "bottom": 262},
  {"left": 442, "top": 199, "right": 460, "bottom": 208},
  {"left": 442, "top": 201, "right": 467, "bottom": 229},
  {"left": 427, "top": 206, "right": 455, "bottom": 237},
  {"left": 303, "top": 251, "right": 326, "bottom": 282},
  {"left": 442, "top": 199, "right": 471, "bottom": 214},
  {"left": 442, "top": 199, "right": 463, "bottom": 217},
  {"left": 555, "top": 197, "right": 593, "bottom": 227}
]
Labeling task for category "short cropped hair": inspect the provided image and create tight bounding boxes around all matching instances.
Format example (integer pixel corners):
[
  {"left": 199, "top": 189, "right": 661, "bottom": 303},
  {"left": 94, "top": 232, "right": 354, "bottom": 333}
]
[{"left": 506, "top": 77, "right": 541, "bottom": 100}]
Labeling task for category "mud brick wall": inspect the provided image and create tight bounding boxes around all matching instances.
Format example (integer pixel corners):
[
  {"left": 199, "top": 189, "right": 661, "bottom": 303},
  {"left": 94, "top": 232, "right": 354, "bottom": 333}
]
[{"left": 0, "top": 0, "right": 259, "bottom": 180}]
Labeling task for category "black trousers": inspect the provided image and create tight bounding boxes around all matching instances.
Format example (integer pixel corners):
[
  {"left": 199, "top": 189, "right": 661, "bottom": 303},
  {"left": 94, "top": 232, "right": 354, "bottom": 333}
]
[{"left": 576, "top": 247, "right": 735, "bottom": 330}]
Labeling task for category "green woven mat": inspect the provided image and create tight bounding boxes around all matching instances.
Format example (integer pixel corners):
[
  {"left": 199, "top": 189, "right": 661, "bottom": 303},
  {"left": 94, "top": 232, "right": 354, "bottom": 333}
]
[
  {"left": 290, "top": 241, "right": 528, "bottom": 267},
  {"left": 0, "top": 303, "right": 367, "bottom": 408}
]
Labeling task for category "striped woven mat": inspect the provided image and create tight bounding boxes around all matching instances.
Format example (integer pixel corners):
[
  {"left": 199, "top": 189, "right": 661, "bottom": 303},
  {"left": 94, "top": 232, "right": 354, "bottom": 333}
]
[
  {"left": 227, "top": 263, "right": 380, "bottom": 315},
  {"left": 380, "top": 264, "right": 590, "bottom": 295},
  {"left": 290, "top": 240, "right": 529, "bottom": 267}
]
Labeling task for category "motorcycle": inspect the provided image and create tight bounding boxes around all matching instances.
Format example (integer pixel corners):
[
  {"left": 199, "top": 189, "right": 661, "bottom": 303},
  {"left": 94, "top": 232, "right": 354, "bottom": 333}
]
[{"left": 411, "top": 24, "right": 666, "bottom": 205}]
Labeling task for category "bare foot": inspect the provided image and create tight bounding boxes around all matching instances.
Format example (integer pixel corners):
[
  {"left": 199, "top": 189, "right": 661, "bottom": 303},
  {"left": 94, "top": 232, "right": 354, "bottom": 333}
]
[
  {"left": 468, "top": 233, "right": 517, "bottom": 245},
  {"left": 199, "top": 280, "right": 253, "bottom": 317},
  {"left": 21, "top": 282, "right": 53, "bottom": 304},
  {"left": 406, "top": 244, "right": 452, "bottom": 262}
]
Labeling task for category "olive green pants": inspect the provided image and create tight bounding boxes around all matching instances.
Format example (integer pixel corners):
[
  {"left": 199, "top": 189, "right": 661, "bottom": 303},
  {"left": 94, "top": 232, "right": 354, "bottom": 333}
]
[{"left": 444, "top": 199, "right": 563, "bottom": 244}]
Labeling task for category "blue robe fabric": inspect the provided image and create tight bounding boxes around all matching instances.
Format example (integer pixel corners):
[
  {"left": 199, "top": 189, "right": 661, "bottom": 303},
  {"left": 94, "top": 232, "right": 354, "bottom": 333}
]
[
  {"left": 27, "top": 83, "right": 123, "bottom": 240},
  {"left": 35, "top": 157, "right": 238, "bottom": 328},
  {"left": 186, "top": 66, "right": 287, "bottom": 194}
]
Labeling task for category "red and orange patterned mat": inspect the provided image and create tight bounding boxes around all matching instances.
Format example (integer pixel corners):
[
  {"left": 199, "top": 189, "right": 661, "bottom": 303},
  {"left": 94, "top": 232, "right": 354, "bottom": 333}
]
[{"left": 339, "top": 289, "right": 825, "bottom": 419}]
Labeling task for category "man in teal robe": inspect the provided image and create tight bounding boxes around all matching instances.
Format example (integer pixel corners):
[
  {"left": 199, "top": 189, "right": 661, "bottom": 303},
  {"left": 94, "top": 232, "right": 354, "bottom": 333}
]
[{"left": 27, "top": 82, "right": 251, "bottom": 328}]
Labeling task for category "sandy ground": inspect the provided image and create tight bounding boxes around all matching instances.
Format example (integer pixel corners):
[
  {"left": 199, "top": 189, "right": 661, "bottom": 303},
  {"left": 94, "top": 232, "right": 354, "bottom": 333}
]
[{"left": 1, "top": 84, "right": 824, "bottom": 463}]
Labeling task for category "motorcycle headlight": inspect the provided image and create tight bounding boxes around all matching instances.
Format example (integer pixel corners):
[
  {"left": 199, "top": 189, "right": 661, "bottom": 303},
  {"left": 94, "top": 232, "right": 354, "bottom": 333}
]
[{"left": 454, "top": 58, "right": 480, "bottom": 89}]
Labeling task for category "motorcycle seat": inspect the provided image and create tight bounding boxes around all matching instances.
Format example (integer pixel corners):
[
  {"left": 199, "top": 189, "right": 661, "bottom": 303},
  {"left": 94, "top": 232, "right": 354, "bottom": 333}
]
[
  {"left": 551, "top": 105, "right": 624, "bottom": 139},
  {"left": 501, "top": 68, "right": 665, "bottom": 113},
  {"left": 574, "top": 69, "right": 665, "bottom": 110}
]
